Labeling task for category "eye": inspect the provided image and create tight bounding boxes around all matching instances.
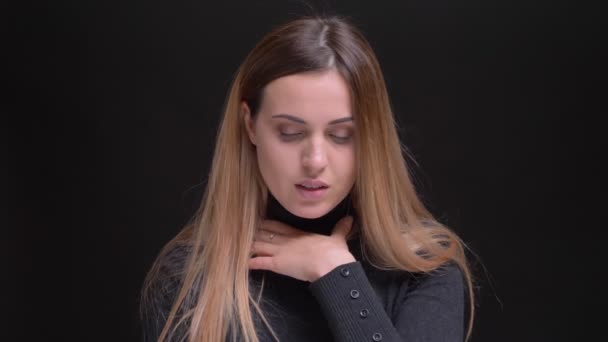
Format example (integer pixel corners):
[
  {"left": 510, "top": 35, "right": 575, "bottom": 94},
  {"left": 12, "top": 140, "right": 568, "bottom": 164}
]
[
  {"left": 330, "top": 134, "right": 352, "bottom": 144},
  {"left": 279, "top": 131, "right": 304, "bottom": 142},
  {"left": 329, "top": 128, "right": 353, "bottom": 144}
]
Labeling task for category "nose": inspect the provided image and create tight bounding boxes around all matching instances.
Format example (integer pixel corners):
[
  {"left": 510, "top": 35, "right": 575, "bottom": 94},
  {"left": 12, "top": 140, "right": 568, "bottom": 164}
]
[{"left": 301, "top": 139, "right": 327, "bottom": 177}]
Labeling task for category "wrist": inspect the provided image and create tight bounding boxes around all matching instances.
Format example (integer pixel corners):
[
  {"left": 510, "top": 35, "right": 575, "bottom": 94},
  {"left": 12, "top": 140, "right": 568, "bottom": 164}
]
[{"left": 311, "top": 253, "right": 356, "bottom": 282}]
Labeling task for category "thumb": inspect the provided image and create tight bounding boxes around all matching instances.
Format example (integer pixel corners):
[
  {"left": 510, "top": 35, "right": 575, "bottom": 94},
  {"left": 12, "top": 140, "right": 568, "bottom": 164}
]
[{"left": 331, "top": 215, "right": 354, "bottom": 239}]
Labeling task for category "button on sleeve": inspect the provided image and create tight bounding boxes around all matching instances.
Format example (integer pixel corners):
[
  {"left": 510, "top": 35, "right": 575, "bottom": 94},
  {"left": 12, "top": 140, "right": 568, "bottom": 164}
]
[
  {"left": 360, "top": 309, "right": 369, "bottom": 318},
  {"left": 309, "top": 261, "right": 405, "bottom": 342}
]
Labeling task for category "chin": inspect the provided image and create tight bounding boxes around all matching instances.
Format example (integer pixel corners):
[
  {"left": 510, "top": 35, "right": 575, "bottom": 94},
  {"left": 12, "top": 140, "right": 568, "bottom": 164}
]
[{"left": 287, "top": 202, "right": 332, "bottom": 219}]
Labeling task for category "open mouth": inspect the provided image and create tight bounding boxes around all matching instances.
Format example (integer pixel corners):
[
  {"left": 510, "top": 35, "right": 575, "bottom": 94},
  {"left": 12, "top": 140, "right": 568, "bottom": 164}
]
[
  {"left": 295, "top": 183, "right": 329, "bottom": 199},
  {"left": 296, "top": 184, "right": 329, "bottom": 191}
]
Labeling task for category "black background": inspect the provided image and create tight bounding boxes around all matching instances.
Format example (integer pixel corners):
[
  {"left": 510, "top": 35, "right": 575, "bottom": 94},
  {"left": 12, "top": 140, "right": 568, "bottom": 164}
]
[{"left": 7, "top": 0, "right": 602, "bottom": 341}]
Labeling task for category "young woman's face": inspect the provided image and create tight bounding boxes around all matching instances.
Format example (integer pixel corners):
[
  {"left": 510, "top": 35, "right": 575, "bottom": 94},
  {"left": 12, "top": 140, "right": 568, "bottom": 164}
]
[{"left": 243, "top": 69, "right": 356, "bottom": 219}]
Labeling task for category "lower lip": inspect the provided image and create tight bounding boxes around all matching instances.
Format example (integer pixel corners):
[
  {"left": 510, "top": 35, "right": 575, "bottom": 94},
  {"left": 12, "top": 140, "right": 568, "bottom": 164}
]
[{"left": 295, "top": 185, "right": 328, "bottom": 200}]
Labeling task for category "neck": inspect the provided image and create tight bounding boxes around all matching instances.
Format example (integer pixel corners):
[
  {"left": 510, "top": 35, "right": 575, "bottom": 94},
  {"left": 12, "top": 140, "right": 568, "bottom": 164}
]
[{"left": 264, "top": 192, "right": 355, "bottom": 236}]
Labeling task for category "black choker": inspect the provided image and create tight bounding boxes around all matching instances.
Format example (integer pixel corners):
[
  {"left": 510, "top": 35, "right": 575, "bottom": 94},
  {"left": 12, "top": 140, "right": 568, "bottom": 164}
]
[{"left": 265, "top": 192, "right": 355, "bottom": 236}]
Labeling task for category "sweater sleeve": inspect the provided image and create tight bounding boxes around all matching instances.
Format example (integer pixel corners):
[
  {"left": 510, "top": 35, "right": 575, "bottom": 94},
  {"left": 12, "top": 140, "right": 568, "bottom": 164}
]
[{"left": 308, "top": 261, "right": 465, "bottom": 342}]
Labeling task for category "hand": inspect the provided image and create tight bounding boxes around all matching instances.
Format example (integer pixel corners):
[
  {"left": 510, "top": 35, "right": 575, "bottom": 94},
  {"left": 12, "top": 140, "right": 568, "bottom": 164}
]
[{"left": 249, "top": 216, "right": 356, "bottom": 282}]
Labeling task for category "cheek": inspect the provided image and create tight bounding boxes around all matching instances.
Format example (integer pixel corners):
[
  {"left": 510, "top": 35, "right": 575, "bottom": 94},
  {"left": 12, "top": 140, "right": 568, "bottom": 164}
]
[
  {"left": 345, "top": 151, "right": 357, "bottom": 183},
  {"left": 331, "top": 147, "right": 356, "bottom": 182},
  {"left": 255, "top": 137, "right": 295, "bottom": 185}
]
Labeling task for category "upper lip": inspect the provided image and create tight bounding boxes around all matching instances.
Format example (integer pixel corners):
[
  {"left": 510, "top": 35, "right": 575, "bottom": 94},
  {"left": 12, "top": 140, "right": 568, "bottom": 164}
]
[{"left": 297, "top": 179, "right": 329, "bottom": 188}]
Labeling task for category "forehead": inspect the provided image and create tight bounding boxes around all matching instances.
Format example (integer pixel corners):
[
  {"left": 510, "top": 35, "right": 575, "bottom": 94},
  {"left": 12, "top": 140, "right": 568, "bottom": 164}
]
[{"left": 260, "top": 70, "right": 352, "bottom": 122}]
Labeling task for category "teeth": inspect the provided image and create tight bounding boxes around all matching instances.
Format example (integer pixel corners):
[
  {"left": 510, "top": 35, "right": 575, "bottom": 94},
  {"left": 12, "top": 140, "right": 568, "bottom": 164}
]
[{"left": 301, "top": 184, "right": 323, "bottom": 189}]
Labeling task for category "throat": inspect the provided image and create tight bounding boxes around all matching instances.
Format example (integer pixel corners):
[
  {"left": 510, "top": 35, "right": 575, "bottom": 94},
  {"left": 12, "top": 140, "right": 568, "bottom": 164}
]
[{"left": 264, "top": 192, "right": 355, "bottom": 236}]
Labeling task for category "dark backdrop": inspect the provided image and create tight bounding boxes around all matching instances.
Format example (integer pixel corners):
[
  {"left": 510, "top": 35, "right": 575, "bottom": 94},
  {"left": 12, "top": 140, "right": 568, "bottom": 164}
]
[{"left": 8, "top": 0, "right": 600, "bottom": 341}]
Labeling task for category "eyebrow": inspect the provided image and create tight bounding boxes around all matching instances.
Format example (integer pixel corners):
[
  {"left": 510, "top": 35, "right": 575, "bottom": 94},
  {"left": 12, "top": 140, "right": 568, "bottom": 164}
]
[{"left": 271, "top": 114, "right": 353, "bottom": 125}]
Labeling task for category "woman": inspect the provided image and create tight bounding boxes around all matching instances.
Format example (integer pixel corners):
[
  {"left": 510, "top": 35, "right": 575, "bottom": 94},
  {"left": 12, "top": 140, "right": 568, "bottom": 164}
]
[{"left": 141, "top": 15, "right": 475, "bottom": 342}]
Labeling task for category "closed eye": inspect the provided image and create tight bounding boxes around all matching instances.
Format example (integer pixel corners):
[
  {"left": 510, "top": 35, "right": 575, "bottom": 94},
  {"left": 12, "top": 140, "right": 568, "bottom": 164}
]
[
  {"left": 279, "top": 131, "right": 303, "bottom": 141},
  {"left": 330, "top": 134, "right": 351, "bottom": 144},
  {"left": 278, "top": 131, "right": 352, "bottom": 144}
]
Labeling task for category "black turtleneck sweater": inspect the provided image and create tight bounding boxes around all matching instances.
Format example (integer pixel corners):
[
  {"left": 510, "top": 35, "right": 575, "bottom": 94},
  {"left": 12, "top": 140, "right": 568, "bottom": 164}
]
[{"left": 142, "top": 194, "right": 466, "bottom": 341}]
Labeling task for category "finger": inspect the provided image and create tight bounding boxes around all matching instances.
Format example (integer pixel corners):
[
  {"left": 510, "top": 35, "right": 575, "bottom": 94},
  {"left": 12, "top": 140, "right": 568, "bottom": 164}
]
[
  {"left": 248, "top": 256, "right": 276, "bottom": 272},
  {"left": 261, "top": 220, "right": 303, "bottom": 236},
  {"left": 251, "top": 241, "right": 279, "bottom": 256},
  {"left": 254, "top": 229, "right": 282, "bottom": 243},
  {"left": 331, "top": 216, "right": 354, "bottom": 239}
]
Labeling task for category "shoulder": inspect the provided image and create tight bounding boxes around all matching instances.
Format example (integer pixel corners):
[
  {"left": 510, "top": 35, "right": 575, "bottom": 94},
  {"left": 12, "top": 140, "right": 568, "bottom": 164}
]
[
  {"left": 140, "top": 243, "right": 192, "bottom": 341},
  {"left": 409, "top": 262, "right": 465, "bottom": 294},
  {"left": 142, "top": 243, "right": 191, "bottom": 303},
  {"left": 155, "top": 244, "right": 190, "bottom": 278}
]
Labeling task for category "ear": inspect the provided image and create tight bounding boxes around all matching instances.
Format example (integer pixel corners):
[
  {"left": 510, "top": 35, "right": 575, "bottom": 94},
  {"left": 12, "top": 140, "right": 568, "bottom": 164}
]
[{"left": 241, "top": 101, "right": 257, "bottom": 146}]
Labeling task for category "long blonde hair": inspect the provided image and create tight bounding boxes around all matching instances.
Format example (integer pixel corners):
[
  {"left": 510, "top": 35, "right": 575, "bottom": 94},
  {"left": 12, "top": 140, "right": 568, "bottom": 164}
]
[{"left": 141, "top": 15, "right": 475, "bottom": 342}]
